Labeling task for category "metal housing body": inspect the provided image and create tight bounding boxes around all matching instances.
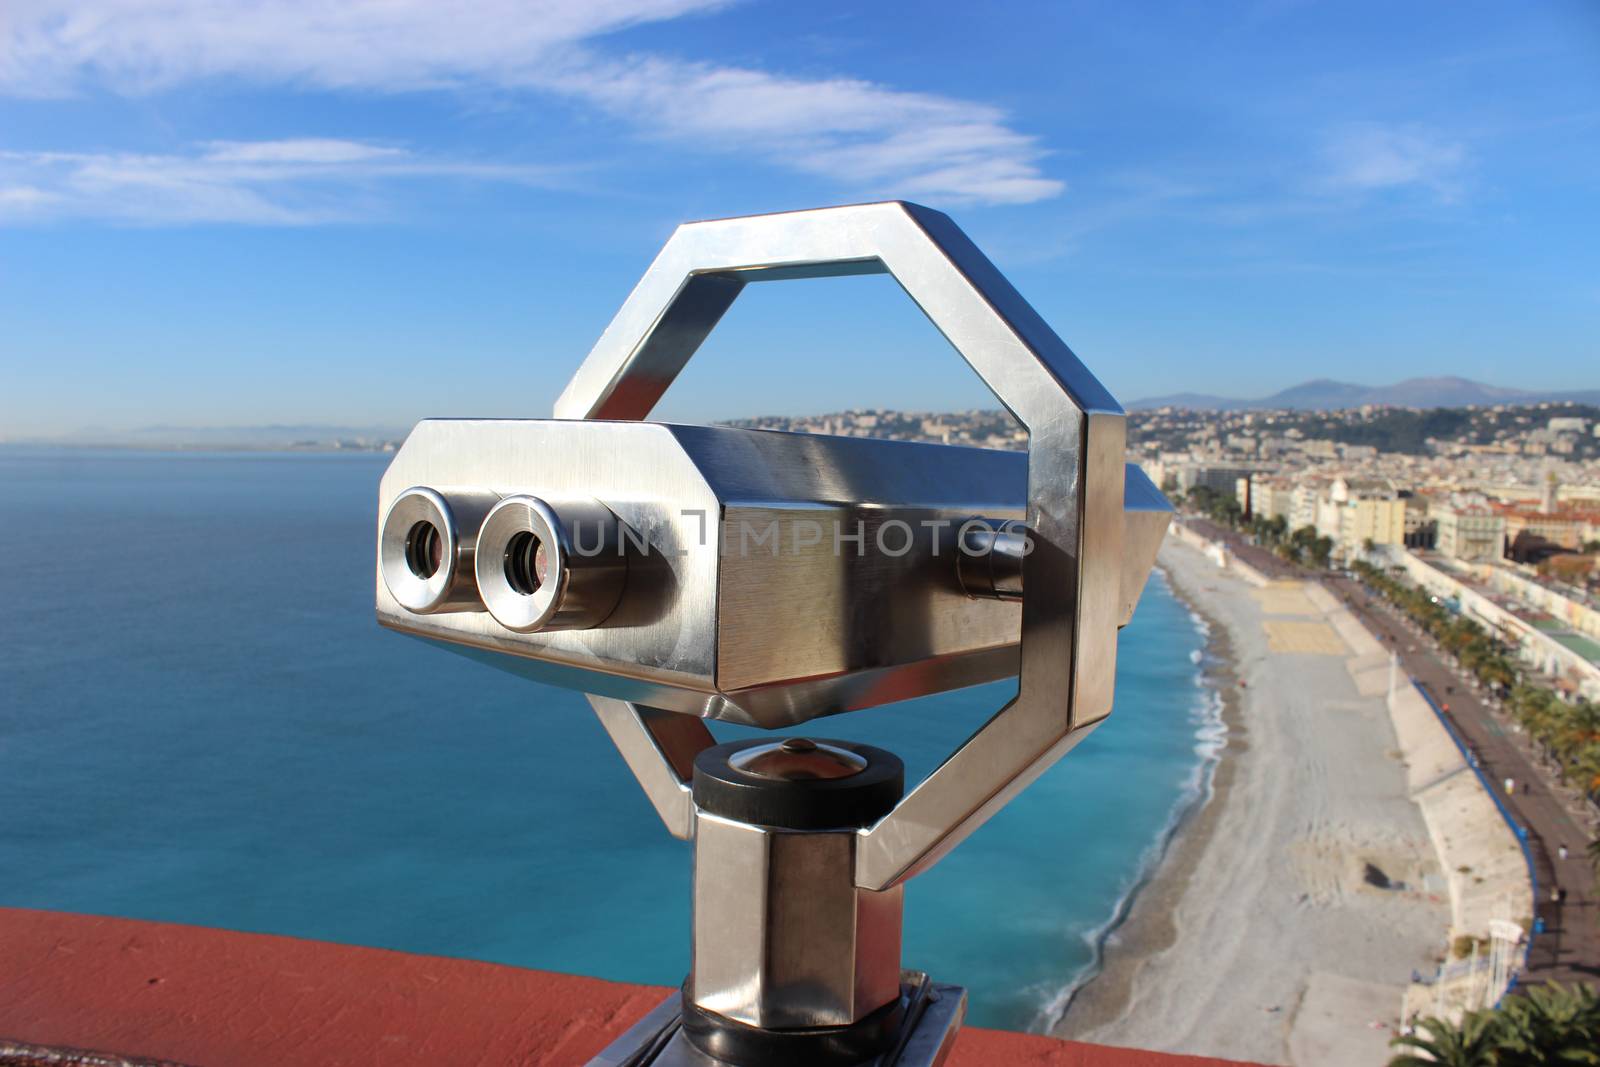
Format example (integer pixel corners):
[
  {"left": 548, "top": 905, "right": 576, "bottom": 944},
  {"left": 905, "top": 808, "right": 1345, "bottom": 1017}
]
[{"left": 377, "top": 420, "right": 1025, "bottom": 727}]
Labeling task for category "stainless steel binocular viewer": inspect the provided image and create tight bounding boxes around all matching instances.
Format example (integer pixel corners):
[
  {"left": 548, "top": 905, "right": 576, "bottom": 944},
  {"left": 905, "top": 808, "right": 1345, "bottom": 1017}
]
[{"left": 375, "top": 202, "right": 1170, "bottom": 1066}]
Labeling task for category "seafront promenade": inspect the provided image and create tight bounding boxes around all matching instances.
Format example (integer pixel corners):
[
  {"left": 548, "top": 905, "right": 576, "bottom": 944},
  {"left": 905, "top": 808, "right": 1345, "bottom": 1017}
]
[
  {"left": 1188, "top": 515, "right": 1598, "bottom": 987},
  {"left": 1326, "top": 573, "right": 1600, "bottom": 988}
]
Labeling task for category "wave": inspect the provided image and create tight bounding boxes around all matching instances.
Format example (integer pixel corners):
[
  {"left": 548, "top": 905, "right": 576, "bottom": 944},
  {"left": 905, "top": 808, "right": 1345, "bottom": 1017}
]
[{"left": 1028, "top": 567, "right": 1227, "bottom": 1034}]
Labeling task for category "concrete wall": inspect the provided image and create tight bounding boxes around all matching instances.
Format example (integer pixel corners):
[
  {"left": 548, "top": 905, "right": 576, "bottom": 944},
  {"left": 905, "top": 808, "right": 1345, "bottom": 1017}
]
[
  {"left": 1305, "top": 583, "right": 1385, "bottom": 656},
  {"left": 1169, "top": 521, "right": 1270, "bottom": 587},
  {"left": 1310, "top": 577, "right": 1533, "bottom": 1021},
  {"left": 1316, "top": 581, "right": 1532, "bottom": 938},
  {"left": 1386, "top": 685, "right": 1533, "bottom": 939}
]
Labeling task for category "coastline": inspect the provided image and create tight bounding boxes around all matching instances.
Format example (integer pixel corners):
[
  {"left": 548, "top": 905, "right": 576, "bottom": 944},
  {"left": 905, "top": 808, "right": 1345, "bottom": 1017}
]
[
  {"left": 1041, "top": 554, "right": 1242, "bottom": 1034},
  {"left": 1052, "top": 536, "right": 1450, "bottom": 1065}
]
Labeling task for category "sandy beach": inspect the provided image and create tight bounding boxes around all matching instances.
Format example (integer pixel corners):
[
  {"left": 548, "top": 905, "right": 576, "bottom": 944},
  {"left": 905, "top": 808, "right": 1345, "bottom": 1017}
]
[{"left": 1052, "top": 537, "right": 1451, "bottom": 1066}]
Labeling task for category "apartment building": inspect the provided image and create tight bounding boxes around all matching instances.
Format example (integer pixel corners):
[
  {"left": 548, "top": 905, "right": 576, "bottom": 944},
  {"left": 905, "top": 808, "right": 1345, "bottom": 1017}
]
[
  {"left": 1500, "top": 507, "right": 1588, "bottom": 552},
  {"left": 1435, "top": 503, "right": 1507, "bottom": 561},
  {"left": 1175, "top": 462, "right": 1260, "bottom": 500},
  {"left": 1317, "top": 477, "right": 1406, "bottom": 558}
]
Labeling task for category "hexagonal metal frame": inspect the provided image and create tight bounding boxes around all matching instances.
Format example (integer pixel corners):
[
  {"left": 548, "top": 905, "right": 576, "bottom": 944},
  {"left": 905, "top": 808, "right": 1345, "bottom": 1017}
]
[{"left": 562, "top": 202, "right": 1128, "bottom": 891}]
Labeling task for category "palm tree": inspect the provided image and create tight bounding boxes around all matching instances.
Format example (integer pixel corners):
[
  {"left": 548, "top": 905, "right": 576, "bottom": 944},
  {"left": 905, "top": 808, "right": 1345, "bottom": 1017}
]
[
  {"left": 1477, "top": 655, "right": 1516, "bottom": 694},
  {"left": 1563, "top": 701, "right": 1600, "bottom": 748},
  {"left": 1494, "top": 983, "right": 1600, "bottom": 1064},
  {"left": 1571, "top": 746, "right": 1600, "bottom": 803},
  {"left": 1390, "top": 985, "right": 1600, "bottom": 1066},
  {"left": 1389, "top": 1012, "right": 1501, "bottom": 1066}
]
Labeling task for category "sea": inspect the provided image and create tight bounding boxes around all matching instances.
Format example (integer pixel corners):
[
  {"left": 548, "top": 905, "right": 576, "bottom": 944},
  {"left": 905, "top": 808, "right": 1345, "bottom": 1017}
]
[{"left": 0, "top": 448, "right": 1221, "bottom": 1033}]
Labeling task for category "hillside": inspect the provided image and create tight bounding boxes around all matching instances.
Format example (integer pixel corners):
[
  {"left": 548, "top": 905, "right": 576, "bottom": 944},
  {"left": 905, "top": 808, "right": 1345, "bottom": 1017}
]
[{"left": 1131, "top": 376, "right": 1600, "bottom": 412}]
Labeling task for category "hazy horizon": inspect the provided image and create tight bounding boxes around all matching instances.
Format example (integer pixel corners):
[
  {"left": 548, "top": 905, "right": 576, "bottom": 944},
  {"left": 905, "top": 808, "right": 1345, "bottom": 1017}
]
[{"left": 8, "top": 372, "right": 1600, "bottom": 446}]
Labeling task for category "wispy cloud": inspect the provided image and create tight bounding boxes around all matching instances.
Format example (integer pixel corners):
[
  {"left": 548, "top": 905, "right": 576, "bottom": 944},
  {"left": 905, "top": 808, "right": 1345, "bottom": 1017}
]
[
  {"left": 549, "top": 54, "right": 1063, "bottom": 204},
  {"left": 0, "top": 139, "right": 565, "bottom": 224},
  {"left": 1320, "top": 122, "right": 1468, "bottom": 199},
  {"left": 0, "top": 0, "right": 1063, "bottom": 212},
  {"left": 0, "top": 0, "right": 726, "bottom": 94}
]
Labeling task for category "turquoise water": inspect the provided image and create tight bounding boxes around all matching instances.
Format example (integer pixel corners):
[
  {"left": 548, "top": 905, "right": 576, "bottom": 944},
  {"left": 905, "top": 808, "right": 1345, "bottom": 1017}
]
[{"left": 0, "top": 448, "right": 1215, "bottom": 1032}]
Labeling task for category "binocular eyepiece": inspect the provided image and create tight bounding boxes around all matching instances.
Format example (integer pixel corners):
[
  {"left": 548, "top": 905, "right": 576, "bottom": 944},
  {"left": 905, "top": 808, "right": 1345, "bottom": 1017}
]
[
  {"left": 382, "top": 487, "right": 629, "bottom": 632},
  {"left": 378, "top": 486, "right": 494, "bottom": 616}
]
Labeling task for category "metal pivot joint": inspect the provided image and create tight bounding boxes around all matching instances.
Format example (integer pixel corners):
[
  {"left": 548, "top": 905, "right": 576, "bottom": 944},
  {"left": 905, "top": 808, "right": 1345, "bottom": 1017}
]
[{"left": 374, "top": 202, "right": 1172, "bottom": 1067}]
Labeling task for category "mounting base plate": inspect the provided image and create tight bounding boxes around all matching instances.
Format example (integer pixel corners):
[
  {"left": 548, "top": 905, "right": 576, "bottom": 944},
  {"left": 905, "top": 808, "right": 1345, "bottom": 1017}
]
[{"left": 586, "top": 972, "right": 966, "bottom": 1067}]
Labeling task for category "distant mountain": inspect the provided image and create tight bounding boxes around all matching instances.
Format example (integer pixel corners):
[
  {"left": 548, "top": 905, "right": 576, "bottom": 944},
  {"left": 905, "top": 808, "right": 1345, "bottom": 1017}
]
[
  {"left": 1123, "top": 391, "right": 1240, "bottom": 410},
  {"left": 1130, "top": 376, "right": 1600, "bottom": 412},
  {"left": 1260, "top": 378, "right": 1372, "bottom": 410}
]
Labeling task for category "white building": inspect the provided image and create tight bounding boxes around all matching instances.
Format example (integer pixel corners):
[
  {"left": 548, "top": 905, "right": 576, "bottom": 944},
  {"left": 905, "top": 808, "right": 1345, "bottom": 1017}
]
[
  {"left": 1434, "top": 502, "right": 1506, "bottom": 562},
  {"left": 1316, "top": 477, "right": 1406, "bottom": 559}
]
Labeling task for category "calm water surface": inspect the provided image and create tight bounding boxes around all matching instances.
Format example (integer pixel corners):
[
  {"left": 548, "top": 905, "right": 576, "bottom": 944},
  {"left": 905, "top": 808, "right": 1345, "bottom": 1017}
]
[{"left": 0, "top": 448, "right": 1212, "bottom": 1031}]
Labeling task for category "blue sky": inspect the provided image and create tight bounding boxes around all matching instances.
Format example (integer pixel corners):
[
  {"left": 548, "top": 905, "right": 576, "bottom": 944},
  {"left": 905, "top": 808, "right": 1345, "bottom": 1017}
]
[{"left": 2, "top": 0, "right": 1598, "bottom": 437}]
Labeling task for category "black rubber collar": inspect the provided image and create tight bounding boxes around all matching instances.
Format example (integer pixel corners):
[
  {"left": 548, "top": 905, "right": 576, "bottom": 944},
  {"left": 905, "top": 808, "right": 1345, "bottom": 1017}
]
[
  {"left": 679, "top": 983, "right": 906, "bottom": 1067},
  {"left": 691, "top": 739, "right": 903, "bottom": 830}
]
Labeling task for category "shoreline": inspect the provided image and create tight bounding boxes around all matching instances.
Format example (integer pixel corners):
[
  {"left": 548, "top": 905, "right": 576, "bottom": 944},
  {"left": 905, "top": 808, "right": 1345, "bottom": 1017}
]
[{"left": 1044, "top": 557, "right": 1243, "bottom": 1034}]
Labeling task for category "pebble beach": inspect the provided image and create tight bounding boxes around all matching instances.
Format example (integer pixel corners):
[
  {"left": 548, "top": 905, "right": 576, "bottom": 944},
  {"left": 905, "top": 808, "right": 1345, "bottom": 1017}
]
[{"left": 1052, "top": 537, "right": 1451, "bottom": 1066}]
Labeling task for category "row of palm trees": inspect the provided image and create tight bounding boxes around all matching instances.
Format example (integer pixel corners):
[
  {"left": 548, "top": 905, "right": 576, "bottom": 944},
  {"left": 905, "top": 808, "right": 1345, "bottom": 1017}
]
[
  {"left": 1354, "top": 559, "right": 1600, "bottom": 906},
  {"left": 1389, "top": 981, "right": 1599, "bottom": 1065},
  {"left": 1352, "top": 561, "right": 1600, "bottom": 813}
]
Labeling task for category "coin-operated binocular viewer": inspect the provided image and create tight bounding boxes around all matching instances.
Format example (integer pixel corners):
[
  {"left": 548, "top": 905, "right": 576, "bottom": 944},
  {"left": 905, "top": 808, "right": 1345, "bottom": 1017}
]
[{"left": 376, "top": 203, "right": 1170, "bottom": 1067}]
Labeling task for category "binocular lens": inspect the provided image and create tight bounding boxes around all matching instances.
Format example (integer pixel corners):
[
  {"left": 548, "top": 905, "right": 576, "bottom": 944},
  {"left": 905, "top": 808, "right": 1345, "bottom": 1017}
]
[
  {"left": 503, "top": 531, "right": 546, "bottom": 596},
  {"left": 404, "top": 521, "right": 444, "bottom": 580}
]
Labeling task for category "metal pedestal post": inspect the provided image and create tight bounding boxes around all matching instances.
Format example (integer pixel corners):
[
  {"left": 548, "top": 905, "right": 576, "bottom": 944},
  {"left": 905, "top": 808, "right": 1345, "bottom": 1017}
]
[{"left": 586, "top": 738, "right": 967, "bottom": 1067}]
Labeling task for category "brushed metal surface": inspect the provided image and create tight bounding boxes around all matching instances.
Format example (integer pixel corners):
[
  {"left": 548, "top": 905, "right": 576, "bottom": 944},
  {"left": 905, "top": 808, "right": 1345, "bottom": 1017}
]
[
  {"left": 377, "top": 420, "right": 1027, "bottom": 727},
  {"left": 1120, "top": 463, "right": 1170, "bottom": 628},
  {"left": 690, "top": 814, "right": 902, "bottom": 1029},
  {"left": 589, "top": 696, "right": 707, "bottom": 840},
  {"left": 539, "top": 201, "right": 1169, "bottom": 889}
]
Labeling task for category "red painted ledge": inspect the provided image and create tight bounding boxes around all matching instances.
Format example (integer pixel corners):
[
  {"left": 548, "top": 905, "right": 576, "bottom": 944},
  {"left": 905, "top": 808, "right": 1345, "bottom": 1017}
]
[{"left": 0, "top": 908, "right": 1259, "bottom": 1066}]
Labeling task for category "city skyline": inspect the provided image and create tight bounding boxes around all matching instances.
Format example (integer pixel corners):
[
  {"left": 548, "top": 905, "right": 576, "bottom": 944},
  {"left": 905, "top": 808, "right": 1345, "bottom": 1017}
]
[{"left": 4, "top": 0, "right": 1600, "bottom": 437}]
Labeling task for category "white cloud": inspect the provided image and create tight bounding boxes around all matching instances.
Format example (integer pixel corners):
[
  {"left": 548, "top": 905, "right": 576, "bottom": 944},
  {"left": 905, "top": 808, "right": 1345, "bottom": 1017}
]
[
  {"left": 0, "top": 0, "right": 1062, "bottom": 212},
  {"left": 0, "top": 139, "right": 565, "bottom": 224},
  {"left": 551, "top": 54, "right": 1063, "bottom": 204},
  {"left": 201, "top": 139, "right": 404, "bottom": 165},
  {"left": 0, "top": 0, "right": 725, "bottom": 94},
  {"left": 1321, "top": 123, "right": 1467, "bottom": 198}
]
